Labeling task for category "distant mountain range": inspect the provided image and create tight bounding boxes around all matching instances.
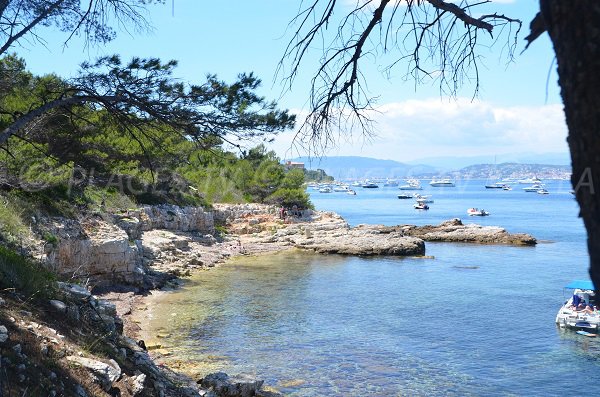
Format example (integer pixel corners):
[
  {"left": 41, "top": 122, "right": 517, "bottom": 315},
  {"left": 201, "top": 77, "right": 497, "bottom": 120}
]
[
  {"left": 405, "top": 152, "right": 571, "bottom": 170},
  {"left": 290, "top": 155, "right": 571, "bottom": 180},
  {"left": 291, "top": 156, "right": 436, "bottom": 179}
]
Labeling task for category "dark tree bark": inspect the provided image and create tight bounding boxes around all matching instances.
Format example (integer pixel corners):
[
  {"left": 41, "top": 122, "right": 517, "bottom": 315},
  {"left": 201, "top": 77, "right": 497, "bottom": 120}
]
[{"left": 541, "top": 1, "right": 600, "bottom": 292}]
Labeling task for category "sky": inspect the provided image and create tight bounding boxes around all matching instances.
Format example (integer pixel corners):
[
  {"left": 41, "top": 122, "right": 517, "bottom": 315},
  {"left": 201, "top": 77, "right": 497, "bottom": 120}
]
[{"left": 15, "top": 0, "right": 567, "bottom": 164}]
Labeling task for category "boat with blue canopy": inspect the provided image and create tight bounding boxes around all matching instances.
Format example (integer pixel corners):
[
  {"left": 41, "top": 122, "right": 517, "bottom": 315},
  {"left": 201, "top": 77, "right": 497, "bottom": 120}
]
[{"left": 556, "top": 280, "right": 599, "bottom": 333}]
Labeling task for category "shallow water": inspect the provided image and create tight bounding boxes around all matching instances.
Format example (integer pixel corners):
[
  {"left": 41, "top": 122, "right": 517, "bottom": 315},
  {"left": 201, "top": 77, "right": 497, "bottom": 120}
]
[{"left": 144, "top": 180, "right": 600, "bottom": 396}]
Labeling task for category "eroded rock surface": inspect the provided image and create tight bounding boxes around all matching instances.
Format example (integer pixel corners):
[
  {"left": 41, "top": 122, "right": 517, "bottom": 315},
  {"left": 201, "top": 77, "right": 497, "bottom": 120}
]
[{"left": 378, "top": 218, "right": 537, "bottom": 245}]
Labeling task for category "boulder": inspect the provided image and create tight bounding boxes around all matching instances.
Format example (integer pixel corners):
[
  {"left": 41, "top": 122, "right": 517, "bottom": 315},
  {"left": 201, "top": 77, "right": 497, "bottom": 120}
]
[
  {"left": 66, "top": 356, "right": 121, "bottom": 391},
  {"left": 49, "top": 299, "right": 67, "bottom": 313},
  {"left": 199, "top": 372, "right": 264, "bottom": 397}
]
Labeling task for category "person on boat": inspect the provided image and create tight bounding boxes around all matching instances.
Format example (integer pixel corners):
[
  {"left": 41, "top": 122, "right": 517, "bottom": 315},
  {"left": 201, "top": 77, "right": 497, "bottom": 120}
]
[
  {"left": 571, "top": 294, "right": 582, "bottom": 309},
  {"left": 582, "top": 304, "right": 598, "bottom": 314}
]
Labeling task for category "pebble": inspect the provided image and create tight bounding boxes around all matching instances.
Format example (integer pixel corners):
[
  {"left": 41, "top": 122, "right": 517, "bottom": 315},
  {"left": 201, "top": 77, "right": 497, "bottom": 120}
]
[{"left": 0, "top": 325, "right": 8, "bottom": 343}]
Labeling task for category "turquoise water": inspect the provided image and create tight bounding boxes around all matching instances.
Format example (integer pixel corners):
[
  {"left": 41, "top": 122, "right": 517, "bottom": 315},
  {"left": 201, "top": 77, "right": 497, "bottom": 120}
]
[{"left": 148, "top": 180, "right": 600, "bottom": 396}]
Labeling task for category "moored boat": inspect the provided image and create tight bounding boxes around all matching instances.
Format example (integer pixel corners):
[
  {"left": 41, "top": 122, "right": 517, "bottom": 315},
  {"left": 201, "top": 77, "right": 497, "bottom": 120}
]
[
  {"left": 362, "top": 182, "right": 379, "bottom": 188},
  {"left": 485, "top": 182, "right": 508, "bottom": 189},
  {"left": 429, "top": 178, "right": 455, "bottom": 187},
  {"left": 399, "top": 179, "right": 422, "bottom": 190},
  {"left": 518, "top": 176, "right": 542, "bottom": 184},
  {"left": 523, "top": 183, "right": 545, "bottom": 192},
  {"left": 397, "top": 194, "right": 413, "bottom": 199},
  {"left": 467, "top": 208, "right": 490, "bottom": 216},
  {"left": 414, "top": 194, "right": 433, "bottom": 203},
  {"left": 333, "top": 185, "right": 350, "bottom": 192},
  {"left": 556, "top": 280, "right": 600, "bottom": 332},
  {"left": 413, "top": 201, "right": 429, "bottom": 210}
]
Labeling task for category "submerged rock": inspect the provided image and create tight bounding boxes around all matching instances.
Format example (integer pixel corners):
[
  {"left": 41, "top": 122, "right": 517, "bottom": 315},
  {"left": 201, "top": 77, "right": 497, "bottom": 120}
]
[{"left": 199, "top": 372, "right": 265, "bottom": 397}]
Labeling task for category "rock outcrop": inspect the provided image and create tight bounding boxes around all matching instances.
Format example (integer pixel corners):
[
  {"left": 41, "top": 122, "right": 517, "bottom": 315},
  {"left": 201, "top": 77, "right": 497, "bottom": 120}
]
[
  {"left": 139, "top": 205, "right": 214, "bottom": 234},
  {"left": 38, "top": 205, "right": 218, "bottom": 287},
  {"left": 379, "top": 218, "right": 537, "bottom": 245},
  {"left": 242, "top": 211, "right": 426, "bottom": 257},
  {"left": 43, "top": 219, "right": 142, "bottom": 285}
]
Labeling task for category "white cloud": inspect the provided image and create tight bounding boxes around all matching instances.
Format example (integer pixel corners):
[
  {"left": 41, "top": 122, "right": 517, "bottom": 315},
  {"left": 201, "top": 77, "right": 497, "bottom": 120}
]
[{"left": 270, "top": 98, "right": 568, "bottom": 162}]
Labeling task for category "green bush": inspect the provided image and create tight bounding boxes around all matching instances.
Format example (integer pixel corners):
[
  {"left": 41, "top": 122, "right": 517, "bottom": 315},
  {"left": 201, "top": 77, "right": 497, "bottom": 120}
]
[
  {"left": 0, "top": 246, "right": 57, "bottom": 300},
  {"left": 83, "top": 186, "right": 137, "bottom": 213},
  {"left": 0, "top": 195, "right": 28, "bottom": 243},
  {"left": 266, "top": 188, "right": 312, "bottom": 209}
]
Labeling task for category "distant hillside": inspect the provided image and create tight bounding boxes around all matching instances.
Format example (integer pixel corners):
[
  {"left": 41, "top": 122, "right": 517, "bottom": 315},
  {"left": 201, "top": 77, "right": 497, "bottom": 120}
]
[
  {"left": 406, "top": 152, "right": 571, "bottom": 170},
  {"left": 290, "top": 156, "right": 436, "bottom": 179},
  {"left": 289, "top": 156, "right": 571, "bottom": 180},
  {"left": 450, "top": 163, "right": 571, "bottom": 180}
]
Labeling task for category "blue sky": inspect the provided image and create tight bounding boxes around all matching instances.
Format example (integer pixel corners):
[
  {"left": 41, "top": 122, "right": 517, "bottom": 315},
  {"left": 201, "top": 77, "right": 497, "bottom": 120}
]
[{"left": 16, "top": 0, "right": 566, "bottom": 163}]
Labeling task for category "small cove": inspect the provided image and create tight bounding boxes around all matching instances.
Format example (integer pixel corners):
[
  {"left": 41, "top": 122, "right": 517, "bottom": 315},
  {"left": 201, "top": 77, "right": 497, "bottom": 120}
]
[{"left": 141, "top": 180, "right": 600, "bottom": 396}]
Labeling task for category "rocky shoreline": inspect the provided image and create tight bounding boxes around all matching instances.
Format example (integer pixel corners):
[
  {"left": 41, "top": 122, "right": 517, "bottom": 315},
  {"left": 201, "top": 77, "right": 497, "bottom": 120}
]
[{"left": 1, "top": 203, "right": 537, "bottom": 396}]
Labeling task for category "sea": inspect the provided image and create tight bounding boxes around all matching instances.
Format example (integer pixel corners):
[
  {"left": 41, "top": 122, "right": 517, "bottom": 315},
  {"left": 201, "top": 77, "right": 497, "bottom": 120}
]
[{"left": 142, "top": 180, "right": 600, "bottom": 396}]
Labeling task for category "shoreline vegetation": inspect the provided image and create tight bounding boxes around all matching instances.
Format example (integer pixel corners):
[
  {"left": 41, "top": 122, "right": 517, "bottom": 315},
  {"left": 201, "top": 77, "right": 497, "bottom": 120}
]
[{"left": 0, "top": 200, "right": 537, "bottom": 396}]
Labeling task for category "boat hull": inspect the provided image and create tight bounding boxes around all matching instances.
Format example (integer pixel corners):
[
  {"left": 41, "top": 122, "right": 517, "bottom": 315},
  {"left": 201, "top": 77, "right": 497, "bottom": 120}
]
[
  {"left": 556, "top": 306, "right": 600, "bottom": 331},
  {"left": 430, "top": 182, "right": 455, "bottom": 187}
]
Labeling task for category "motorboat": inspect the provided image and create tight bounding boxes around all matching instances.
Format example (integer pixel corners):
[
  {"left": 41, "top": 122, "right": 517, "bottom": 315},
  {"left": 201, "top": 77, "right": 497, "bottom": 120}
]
[
  {"left": 346, "top": 189, "right": 357, "bottom": 195},
  {"left": 333, "top": 185, "right": 350, "bottom": 192},
  {"left": 414, "top": 194, "right": 434, "bottom": 203},
  {"left": 467, "top": 208, "right": 490, "bottom": 216},
  {"left": 429, "top": 178, "right": 455, "bottom": 187},
  {"left": 362, "top": 182, "right": 379, "bottom": 188},
  {"left": 399, "top": 179, "right": 422, "bottom": 190},
  {"left": 502, "top": 185, "right": 512, "bottom": 191},
  {"left": 556, "top": 280, "right": 599, "bottom": 333},
  {"left": 383, "top": 180, "right": 399, "bottom": 187},
  {"left": 413, "top": 201, "right": 429, "bottom": 210},
  {"left": 318, "top": 187, "right": 332, "bottom": 193},
  {"left": 523, "top": 183, "right": 545, "bottom": 192},
  {"left": 485, "top": 182, "right": 508, "bottom": 189},
  {"left": 537, "top": 188, "right": 549, "bottom": 195},
  {"left": 397, "top": 194, "right": 413, "bottom": 199},
  {"left": 518, "top": 176, "right": 542, "bottom": 184}
]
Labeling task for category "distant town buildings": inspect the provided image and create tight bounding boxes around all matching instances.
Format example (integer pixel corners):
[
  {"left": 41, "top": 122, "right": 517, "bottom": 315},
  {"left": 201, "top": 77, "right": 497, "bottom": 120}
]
[{"left": 285, "top": 161, "right": 305, "bottom": 170}]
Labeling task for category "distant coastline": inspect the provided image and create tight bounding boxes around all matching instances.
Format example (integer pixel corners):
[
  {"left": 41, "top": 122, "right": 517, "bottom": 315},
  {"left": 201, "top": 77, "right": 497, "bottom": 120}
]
[{"left": 290, "top": 155, "right": 571, "bottom": 181}]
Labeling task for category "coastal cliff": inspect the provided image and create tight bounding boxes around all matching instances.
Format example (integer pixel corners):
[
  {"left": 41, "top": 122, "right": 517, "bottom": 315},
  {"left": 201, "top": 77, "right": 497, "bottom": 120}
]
[{"left": 34, "top": 204, "right": 536, "bottom": 287}]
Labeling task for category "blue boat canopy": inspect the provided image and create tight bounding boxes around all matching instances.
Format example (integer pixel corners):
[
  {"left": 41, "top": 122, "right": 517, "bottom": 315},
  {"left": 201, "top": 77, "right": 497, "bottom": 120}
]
[{"left": 565, "top": 280, "right": 596, "bottom": 290}]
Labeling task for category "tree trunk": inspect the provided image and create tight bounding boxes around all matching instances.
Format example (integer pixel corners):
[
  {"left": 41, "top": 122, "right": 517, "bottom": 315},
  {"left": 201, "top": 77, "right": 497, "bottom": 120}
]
[{"left": 541, "top": 1, "right": 600, "bottom": 293}]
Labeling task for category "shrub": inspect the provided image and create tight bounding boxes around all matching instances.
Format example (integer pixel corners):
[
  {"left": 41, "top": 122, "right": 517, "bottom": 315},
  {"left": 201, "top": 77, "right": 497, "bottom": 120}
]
[
  {"left": 0, "top": 195, "right": 28, "bottom": 243},
  {"left": 266, "top": 188, "right": 312, "bottom": 209},
  {"left": 0, "top": 246, "right": 57, "bottom": 300}
]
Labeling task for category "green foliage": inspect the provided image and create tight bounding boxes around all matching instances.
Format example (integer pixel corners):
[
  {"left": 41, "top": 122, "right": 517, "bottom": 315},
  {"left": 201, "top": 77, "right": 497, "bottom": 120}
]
[
  {"left": 83, "top": 186, "right": 137, "bottom": 213},
  {"left": 305, "top": 168, "right": 334, "bottom": 182},
  {"left": 0, "top": 246, "right": 57, "bottom": 300},
  {"left": 266, "top": 188, "right": 312, "bottom": 209},
  {"left": 0, "top": 56, "right": 308, "bottom": 210},
  {"left": 281, "top": 168, "right": 306, "bottom": 189},
  {"left": 0, "top": 196, "right": 28, "bottom": 243}
]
